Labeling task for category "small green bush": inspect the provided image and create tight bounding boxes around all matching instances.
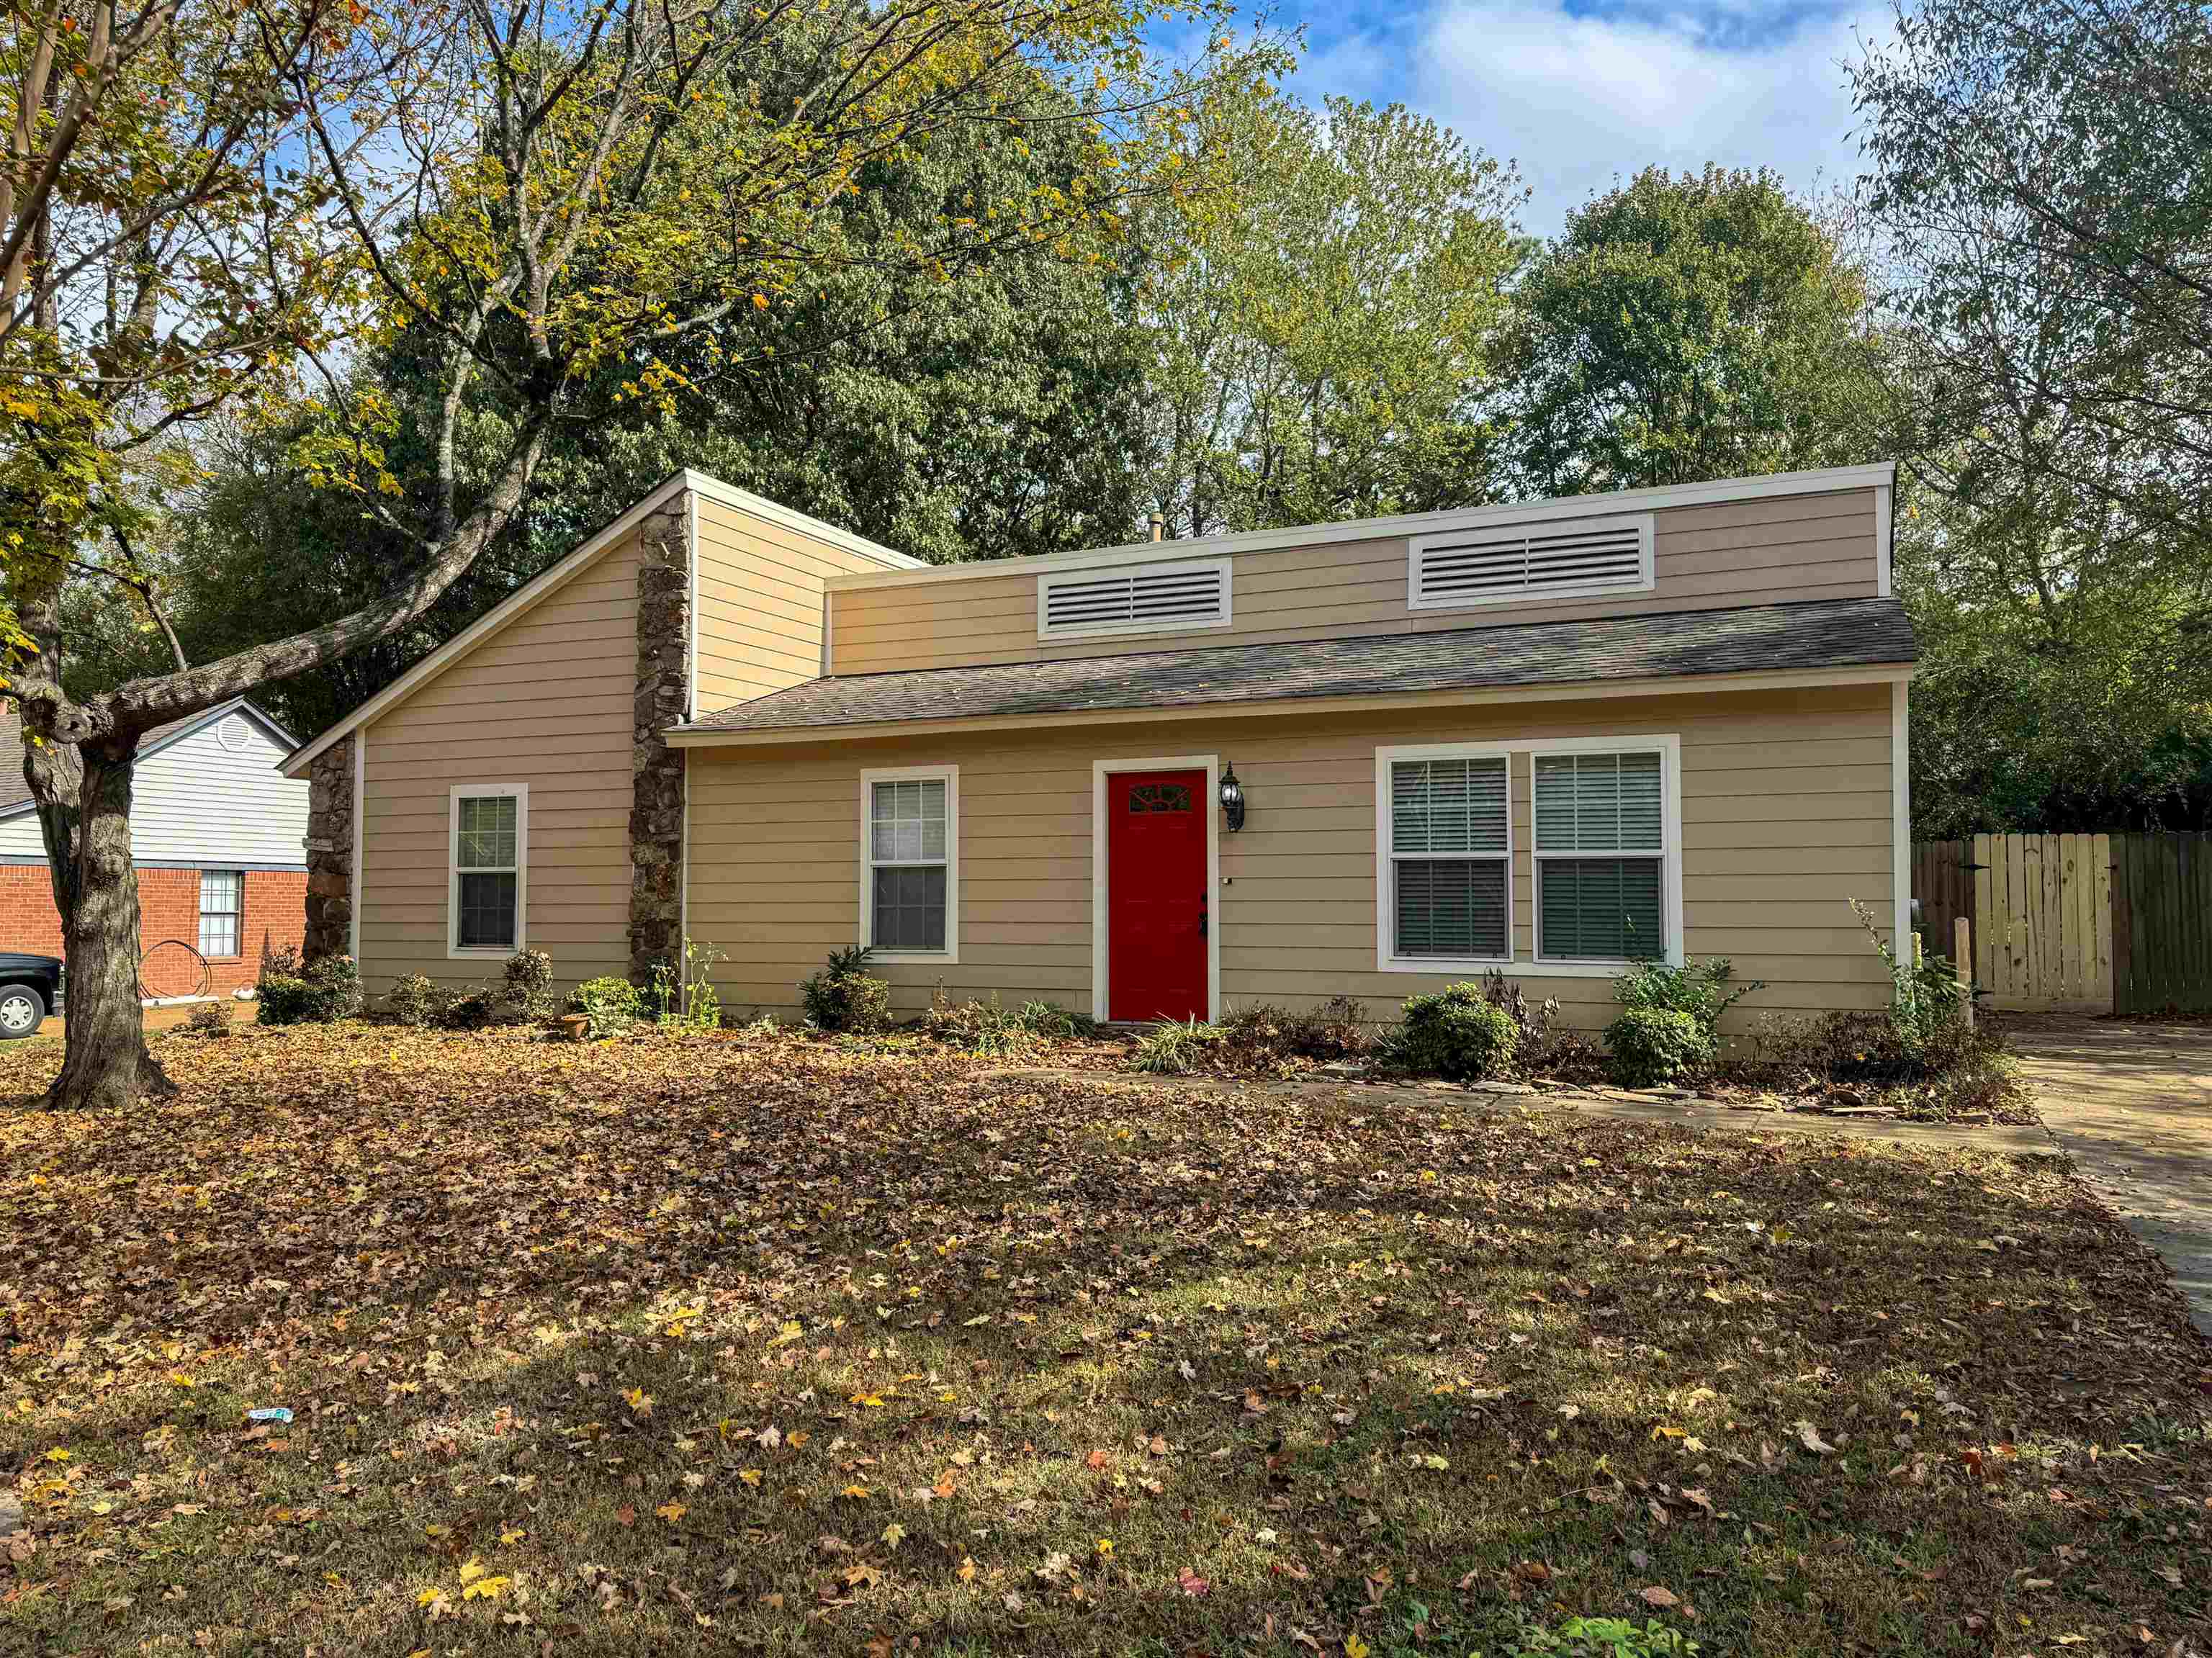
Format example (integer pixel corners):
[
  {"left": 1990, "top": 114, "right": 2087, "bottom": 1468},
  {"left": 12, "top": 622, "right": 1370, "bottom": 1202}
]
[
  {"left": 800, "top": 945, "right": 891, "bottom": 1033},
  {"left": 1506, "top": 1616, "right": 1697, "bottom": 1657},
  {"left": 1605, "top": 1005, "right": 1713, "bottom": 1088},
  {"left": 385, "top": 973, "right": 444, "bottom": 1029},
  {"left": 256, "top": 952, "right": 360, "bottom": 1026},
  {"left": 1612, "top": 957, "right": 1759, "bottom": 1034},
  {"left": 1132, "top": 1017, "right": 1223, "bottom": 1076},
  {"left": 1396, "top": 983, "right": 1519, "bottom": 1081},
  {"left": 567, "top": 976, "right": 644, "bottom": 1037}
]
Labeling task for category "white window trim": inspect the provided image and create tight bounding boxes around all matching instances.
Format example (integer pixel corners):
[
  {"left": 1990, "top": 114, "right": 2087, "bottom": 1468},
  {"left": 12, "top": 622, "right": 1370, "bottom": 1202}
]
[
  {"left": 447, "top": 782, "right": 528, "bottom": 960},
  {"left": 1092, "top": 754, "right": 1221, "bottom": 1024},
  {"left": 1373, "top": 742, "right": 1516, "bottom": 976},
  {"left": 1530, "top": 737, "right": 1684, "bottom": 968},
  {"left": 1038, "top": 557, "right": 1232, "bottom": 642},
  {"left": 858, "top": 765, "right": 959, "bottom": 964},
  {"left": 197, "top": 868, "right": 244, "bottom": 960},
  {"left": 1406, "top": 513, "right": 1655, "bottom": 612},
  {"left": 1373, "top": 734, "right": 1684, "bottom": 976}
]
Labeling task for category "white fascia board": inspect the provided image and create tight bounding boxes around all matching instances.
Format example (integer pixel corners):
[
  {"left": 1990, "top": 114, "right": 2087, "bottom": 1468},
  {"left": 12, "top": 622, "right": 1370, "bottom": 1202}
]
[{"left": 823, "top": 462, "right": 1900, "bottom": 593}]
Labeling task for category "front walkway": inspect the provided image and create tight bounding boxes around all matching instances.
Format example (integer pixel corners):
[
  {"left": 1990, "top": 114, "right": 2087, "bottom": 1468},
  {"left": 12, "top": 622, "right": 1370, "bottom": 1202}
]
[{"left": 2005, "top": 1015, "right": 2212, "bottom": 1336}]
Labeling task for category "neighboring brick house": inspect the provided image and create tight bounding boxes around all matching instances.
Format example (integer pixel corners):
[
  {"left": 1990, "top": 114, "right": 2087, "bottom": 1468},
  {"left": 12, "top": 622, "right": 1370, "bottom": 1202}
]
[{"left": 0, "top": 699, "right": 310, "bottom": 999}]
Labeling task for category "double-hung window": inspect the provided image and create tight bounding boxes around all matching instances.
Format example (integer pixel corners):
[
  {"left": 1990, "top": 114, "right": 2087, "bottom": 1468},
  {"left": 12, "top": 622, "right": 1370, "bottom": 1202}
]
[
  {"left": 861, "top": 767, "right": 958, "bottom": 960},
  {"left": 1533, "top": 750, "right": 1666, "bottom": 960},
  {"left": 450, "top": 785, "right": 526, "bottom": 955},
  {"left": 197, "top": 870, "right": 242, "bottom": 958},
  {"left": 1384, "top": 752, "right": 1511, "bottom": 963}
]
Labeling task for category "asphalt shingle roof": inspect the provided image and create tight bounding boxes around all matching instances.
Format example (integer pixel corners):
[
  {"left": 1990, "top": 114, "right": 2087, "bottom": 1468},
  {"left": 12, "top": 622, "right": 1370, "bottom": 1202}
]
[{"left": 674, "top": 596, "right": 1916, "bottom": 737}]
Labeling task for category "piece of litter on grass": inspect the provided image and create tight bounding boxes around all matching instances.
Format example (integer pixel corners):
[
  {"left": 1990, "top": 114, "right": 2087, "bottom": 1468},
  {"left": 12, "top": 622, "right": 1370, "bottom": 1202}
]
[{"left": 246, "top": 1407, "right": 293, "bottom": 1425}]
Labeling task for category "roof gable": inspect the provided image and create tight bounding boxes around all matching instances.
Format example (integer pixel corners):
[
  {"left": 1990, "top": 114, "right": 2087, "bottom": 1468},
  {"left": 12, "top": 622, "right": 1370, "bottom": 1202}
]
[
  {"left": 0, "top": 697, "right": 297, "bottom": 821},
  {"left": 280, "top": 469, "right": 922, "bottom": 777}
]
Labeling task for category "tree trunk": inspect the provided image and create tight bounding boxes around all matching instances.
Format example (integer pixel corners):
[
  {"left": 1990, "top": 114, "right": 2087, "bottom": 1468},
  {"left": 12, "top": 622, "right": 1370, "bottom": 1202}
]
[{"left": 44, "top": 742, "right": 171, "bottom": 1110}]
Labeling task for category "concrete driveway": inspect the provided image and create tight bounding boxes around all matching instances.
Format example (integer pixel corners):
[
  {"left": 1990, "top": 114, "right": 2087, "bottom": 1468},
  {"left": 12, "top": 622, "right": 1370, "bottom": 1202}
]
[{"left": 2006, "top": 1015, "right": 2212, "bottom": 1336}]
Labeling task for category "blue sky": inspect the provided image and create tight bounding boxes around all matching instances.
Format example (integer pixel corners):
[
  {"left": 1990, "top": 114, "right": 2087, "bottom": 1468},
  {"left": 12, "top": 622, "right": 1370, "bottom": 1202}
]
[{"left": 1269, "top": 0, "right": 1888, "bottom": 235}]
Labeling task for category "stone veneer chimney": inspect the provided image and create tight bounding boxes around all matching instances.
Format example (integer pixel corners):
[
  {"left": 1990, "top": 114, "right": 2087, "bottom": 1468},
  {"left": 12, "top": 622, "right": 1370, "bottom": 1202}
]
[
  {"left": 302, "top": 732, "right": 355, "bottom": 961},
  {"left": 628, "top": 494, "right": 691, "bottom": 983}
]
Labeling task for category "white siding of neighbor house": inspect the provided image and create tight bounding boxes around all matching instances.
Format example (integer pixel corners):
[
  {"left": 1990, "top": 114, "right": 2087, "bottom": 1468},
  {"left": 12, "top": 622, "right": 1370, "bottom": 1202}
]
[{"left": 0, "top": 712, "right": 308, "bottom": 867}]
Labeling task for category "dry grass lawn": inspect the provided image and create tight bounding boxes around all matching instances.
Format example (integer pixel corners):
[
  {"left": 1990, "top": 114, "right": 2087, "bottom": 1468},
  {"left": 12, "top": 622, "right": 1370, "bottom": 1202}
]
[{"left": 0, "top": 1022, "right": 2207, "bottom": 1657}]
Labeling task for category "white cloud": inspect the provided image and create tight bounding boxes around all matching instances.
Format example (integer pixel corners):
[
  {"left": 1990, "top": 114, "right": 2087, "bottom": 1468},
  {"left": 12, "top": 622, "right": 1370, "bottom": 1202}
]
[{"left": 1301, "top": 1, "right": 1890, "bottom": 236}]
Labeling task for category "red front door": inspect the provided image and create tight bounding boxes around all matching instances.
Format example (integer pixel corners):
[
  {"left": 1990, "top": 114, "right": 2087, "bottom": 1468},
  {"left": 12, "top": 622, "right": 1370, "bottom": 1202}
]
[{"left": 1106, "top": 769, "right": 1208, "bottom": 1023}]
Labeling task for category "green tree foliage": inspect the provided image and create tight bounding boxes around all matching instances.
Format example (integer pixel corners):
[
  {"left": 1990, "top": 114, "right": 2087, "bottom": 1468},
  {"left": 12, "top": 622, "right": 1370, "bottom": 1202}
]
[
  {"left": 1853, "top": 0, "right": 2212, "bottom": 832},
  {"left": 78, "top": 67, "right": 1170, "bottom": 736},
  {"left": 1501, "top": 166, "right": 1892, "bottom": 496},
  {"left": 2, "top": 0, "right": 1246, "bottom": 1110},
  {"left": 1899, "top": 487, "right": 2212, "bottom": 835},
  {"left": 1137, "top": 80, "right": 1525, "bottom": 535}
]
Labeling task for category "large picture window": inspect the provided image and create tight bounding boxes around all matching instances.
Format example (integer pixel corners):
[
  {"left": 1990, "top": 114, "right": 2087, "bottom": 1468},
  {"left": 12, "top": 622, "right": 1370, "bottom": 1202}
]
[
  {"left": 1533, "top": 750, "right": 1666, "bottom": 960},
  {"left": 1384, "top": 752, "right": 1510, "bottom": 963},
  {"left": 860, "top": 767, "right": 958, "bottom": 960},
  {"left": 449, "top": 785, "right": 526, "bottom": 955}
]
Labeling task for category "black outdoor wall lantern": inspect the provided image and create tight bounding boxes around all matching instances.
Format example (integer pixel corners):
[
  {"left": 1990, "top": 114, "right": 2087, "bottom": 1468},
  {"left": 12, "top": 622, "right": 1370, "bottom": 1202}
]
[{"left": 1219, "top": 761, "right": 1246, "bottom": 832}]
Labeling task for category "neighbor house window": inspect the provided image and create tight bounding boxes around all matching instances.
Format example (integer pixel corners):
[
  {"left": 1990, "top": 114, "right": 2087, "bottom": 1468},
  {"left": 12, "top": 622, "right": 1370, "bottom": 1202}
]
[
  {"left": 197, "top": 870, "right": 242, "bottom": 958},
  {"left": 1534, "top": 750, "right": 1665, "bottom": 960},
  {"left": 449, "top": 785, "right": 526, "bottom": 955},
  {"left": 1384, "top": 751, "right": 1510, "bottom": 963},
  {"left": 860, "top": 767, "right": 958, "bottom": 960}
]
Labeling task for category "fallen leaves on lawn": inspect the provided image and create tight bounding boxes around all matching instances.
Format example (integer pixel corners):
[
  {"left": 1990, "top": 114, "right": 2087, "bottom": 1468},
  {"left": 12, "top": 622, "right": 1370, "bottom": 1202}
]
[{"left": 0, "top": 1022, "right": 2203, "bottom": 1658}]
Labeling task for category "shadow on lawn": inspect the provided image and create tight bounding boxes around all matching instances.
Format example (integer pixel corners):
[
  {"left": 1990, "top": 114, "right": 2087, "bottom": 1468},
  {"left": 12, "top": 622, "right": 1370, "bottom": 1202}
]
[{"left": 0, "top": 1026, "right": 2207, "bottom": 1656}]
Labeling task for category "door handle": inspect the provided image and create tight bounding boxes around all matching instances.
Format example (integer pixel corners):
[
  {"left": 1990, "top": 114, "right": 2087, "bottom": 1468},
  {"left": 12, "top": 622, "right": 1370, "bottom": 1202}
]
[{"left": 1198, "top": 893, "right": 1208, "bottom": 937}]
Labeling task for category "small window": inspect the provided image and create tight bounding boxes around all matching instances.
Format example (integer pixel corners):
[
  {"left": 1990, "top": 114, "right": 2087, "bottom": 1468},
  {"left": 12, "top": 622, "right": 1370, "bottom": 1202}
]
[
  {"left": 1038, "top": 557, "right": 1231, "bottom": 641},
  {"left": 862, "top": 768, "right": 958, "bottom": 959},
  {"left": 1534, "top": 751, "right": 1665, "bottom": 960},
  {"left": 197, "top": 870, "right": 242, "bottom": 958},
  {"left": 1127, "top": 783, "right": 1192, "bottom": 814},
  {"left": 1386, "top": 754, "right": 1510, "bottom": 962},
  {"left": 450, "top": 786, "right": 526, "bottom": 955}
]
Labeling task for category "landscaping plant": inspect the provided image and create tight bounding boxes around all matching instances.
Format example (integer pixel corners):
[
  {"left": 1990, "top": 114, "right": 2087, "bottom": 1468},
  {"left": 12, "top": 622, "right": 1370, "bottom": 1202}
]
[
  {"left": 254, "top": 950, "right": 361, "bottom": 1027},
  {"left": 567, "top": 976, "right": 646, "bottom": 1038},
  {"left": 384, "top": 974, "right": 445, "bottom": 1030},
  {"left": 1604, "top": 1006, "right": 1713, "bottom": 1089},
  {"left": 500, "top": 950, "right": 558, "bottom": 1022},
  {"left": 1132, "top": 1015, "right": 1224, "bottom": 1075},
  {"left": 649, "top": 938, "right": 728, "bottom": 1030},
  {"left": 1394, "top": 982, "right": 1519, "bottom": 1081},
  {"left": 799, "top": 945, "right": 891, "bottom": 1035}
]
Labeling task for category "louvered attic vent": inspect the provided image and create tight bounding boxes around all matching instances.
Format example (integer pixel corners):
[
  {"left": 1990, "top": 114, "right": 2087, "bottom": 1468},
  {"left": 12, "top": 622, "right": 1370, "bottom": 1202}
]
[
  {"left": 1408, "top": 513, "right": 1653, "bottom": 611},
  {"left": 1037, "top": 557, "right": 1232, "bottom": 641}
]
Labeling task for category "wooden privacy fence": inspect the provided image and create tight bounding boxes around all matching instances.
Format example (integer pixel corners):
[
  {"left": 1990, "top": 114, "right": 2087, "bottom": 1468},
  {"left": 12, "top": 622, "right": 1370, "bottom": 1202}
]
[
  {"left": 1912, "top": 834, "right": 2113, "bottom": 1012},
  {"left": 1913, "top": 832, "right": 2212, "bottom": 1014},
  {"left": 2110, "top": 833, "right": 2212, "bottom": 1015}
]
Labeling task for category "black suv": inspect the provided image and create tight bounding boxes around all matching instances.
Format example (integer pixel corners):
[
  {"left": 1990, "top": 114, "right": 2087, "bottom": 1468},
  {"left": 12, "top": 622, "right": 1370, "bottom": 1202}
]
[{"left": 0, "top": 952, "right": 61, "bottom": 1039}]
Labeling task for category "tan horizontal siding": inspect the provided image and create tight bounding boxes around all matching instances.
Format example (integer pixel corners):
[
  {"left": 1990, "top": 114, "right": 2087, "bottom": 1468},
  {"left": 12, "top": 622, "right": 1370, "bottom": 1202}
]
[
  {"left": 686, "top": 683, "right": 1899, "bottom": 1032},
  {"left": 829, "top": 489, "right": 1881, "bottom": 674},
  {"left": 360, "top": 529, "right": 642, "bottom": 994},
  {"left": 693, "top": 496, "right": 889, "bottom": 715}
]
